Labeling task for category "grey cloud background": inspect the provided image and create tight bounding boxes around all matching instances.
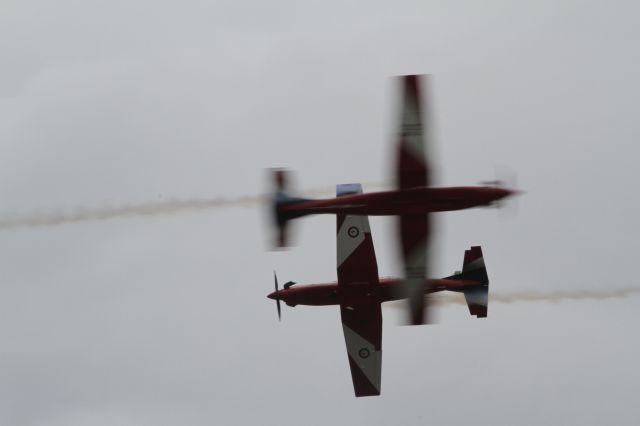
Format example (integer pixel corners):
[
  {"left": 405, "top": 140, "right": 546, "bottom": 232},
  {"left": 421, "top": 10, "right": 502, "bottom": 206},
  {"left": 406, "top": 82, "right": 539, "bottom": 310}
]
[{"left": 1, "top": 1, "right": 639, "bottom": 424}]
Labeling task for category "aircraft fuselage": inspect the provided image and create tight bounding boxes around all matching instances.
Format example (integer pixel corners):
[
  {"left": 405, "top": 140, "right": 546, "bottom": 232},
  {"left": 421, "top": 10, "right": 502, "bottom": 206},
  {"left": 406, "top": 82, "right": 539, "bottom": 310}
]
[
  {"left": 279, "top": 186, "right": 513, "bottom": 219},
  {"left": 267, "top": 277, "right": 482, "bottom": 307}
]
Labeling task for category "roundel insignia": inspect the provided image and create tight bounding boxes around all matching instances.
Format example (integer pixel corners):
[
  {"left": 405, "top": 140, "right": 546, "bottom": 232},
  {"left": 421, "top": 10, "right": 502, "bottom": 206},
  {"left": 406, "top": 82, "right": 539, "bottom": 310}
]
[
  {"left": 358, "top": 348, "right": 370, "bottom": 359},
  {"left": 347, "top": 226, "right": 360, "bottom": 238}
]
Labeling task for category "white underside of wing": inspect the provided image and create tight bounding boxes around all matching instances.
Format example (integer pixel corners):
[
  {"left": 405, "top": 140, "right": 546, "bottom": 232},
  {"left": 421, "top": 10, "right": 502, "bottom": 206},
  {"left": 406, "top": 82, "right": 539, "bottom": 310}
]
[
  {"left": 336, "top": 215, "right": 369, "bottom": 267},
  {"left": 341, "top": 324, "right": 381, "bottom": 393}
]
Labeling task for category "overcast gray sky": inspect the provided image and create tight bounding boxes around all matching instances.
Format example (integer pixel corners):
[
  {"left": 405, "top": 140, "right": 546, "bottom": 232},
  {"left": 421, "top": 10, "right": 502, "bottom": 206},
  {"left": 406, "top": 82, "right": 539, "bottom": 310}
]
[{"left": 1, "top": 1, "right": 639, "bottom": 425}]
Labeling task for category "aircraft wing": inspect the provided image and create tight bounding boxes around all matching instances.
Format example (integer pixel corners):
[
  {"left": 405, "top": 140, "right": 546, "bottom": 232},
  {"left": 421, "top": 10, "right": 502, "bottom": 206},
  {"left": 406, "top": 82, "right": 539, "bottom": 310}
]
[
  {"left": 340, "top": 303, "right": 382, "bottom": 397},
  {"left": 396, "top": 74, "right": 430, "bottom": 189},
  {"left": 396, "top": 75, "right": 432, "bottom": 325},
  {"left": 399, "top": 213, "right": 430, "bottom": 325},
  {"left": 336, "top": 184, "right": 378, "bottom": 285},
  {"left": 336, "top": 183, "right": 382, "bottom": 397}
]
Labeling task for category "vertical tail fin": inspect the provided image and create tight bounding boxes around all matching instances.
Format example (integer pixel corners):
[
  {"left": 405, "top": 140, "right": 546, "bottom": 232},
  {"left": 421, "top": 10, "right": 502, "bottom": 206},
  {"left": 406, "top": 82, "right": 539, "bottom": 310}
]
[
  {"left": 272, "top": 169, "right": 293, "bottom": 247},
  {"left": 462, "top": 246, "right": 488, "bottom": 318},
  {"left": 270, "top": 168, "right": 308, "bottom": 248},
  {"left": 462, "top": 246, "right": 488, "bottom": 284},
  {"left": 447, "top": 246, "right": 489, "bottom": 318}
]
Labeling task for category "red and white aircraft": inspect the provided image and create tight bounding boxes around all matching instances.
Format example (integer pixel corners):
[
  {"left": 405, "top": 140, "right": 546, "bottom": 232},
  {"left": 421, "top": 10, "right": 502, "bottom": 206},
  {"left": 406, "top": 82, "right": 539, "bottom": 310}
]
[
  {"left": 272, "top": 75, "right": 517, "bottom": 325},
  {"left": 268, "top": 183, "right": 490, "bottom": 397}
]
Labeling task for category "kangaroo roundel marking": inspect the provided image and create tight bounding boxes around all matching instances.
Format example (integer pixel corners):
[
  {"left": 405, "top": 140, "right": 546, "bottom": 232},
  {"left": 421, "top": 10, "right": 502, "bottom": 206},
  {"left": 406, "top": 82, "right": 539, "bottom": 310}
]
[
  {"left": 347, "top": 226, "right": 360, "bottom": 238},
  {"left": 358, "top": 348, "right": 370, "bottom": 359}
]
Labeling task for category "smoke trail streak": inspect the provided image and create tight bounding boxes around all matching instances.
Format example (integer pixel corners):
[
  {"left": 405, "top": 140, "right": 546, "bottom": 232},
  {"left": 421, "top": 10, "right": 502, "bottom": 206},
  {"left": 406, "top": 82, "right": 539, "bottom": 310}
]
[
  {"left": 0, "top": 196, "right": 265, "bottom": 230},
  {"left": 389, "top": 288, "right": 640, "bottom": 308},
  {"left": 0, "top": 184, "right": 385, "bottom": 231},
  {"left": 485, "top": 288, "right": 640, "bottom": 303}
]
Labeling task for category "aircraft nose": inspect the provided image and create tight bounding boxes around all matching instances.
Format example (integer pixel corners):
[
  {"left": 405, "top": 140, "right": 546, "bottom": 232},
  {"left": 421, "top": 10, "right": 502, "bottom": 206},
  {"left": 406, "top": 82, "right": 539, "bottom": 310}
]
[
  {"left": 267, "top": 291, "right": 278, "bottom": 300},
  {"left": 498, "top": 188, "right": 512, "bottom": 198},
  {"left": 503, "top": 187, "right": 524, "bottom": 198},
  {"left": 495, "top": 187, "right": 520, "bottom": 200}
]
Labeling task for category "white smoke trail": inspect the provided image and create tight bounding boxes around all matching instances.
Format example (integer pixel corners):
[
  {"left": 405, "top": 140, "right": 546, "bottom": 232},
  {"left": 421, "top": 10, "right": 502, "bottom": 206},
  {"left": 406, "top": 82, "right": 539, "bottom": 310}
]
[
  {"left": 0, "top": 195, "right": 266, "bottom": 230},
  {"left": 485, "top": 288, "right": 640, "bottom": 303},
  {"left": 0, "top": 184, "right": 385, "bottom": 231},
  {"left": 388, "top": 288, "right": 640, "bottom": 308}
]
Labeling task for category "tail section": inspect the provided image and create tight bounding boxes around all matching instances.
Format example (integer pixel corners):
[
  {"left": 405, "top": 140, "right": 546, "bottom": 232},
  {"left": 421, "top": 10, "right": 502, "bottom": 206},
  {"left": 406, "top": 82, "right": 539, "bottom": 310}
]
[
  {"left": 461, "top": 246, "right": 489, "bottom": 284},
  {"left": 270, "top": 168, "right": 308, "bottom": 247},
  {"left": 447, "top": 246, "right": 489, "bottom": 318}
]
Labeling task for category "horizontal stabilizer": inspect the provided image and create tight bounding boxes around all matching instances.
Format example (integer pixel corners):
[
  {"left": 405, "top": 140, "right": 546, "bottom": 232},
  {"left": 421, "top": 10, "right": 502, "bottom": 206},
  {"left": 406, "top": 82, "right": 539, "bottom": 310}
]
[{"left": 462, "top": 286, "right": 488, "bottom": 318}]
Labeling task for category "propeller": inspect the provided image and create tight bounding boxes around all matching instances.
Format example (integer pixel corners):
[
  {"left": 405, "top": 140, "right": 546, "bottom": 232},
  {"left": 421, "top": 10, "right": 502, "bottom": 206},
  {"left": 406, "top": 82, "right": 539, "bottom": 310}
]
[
  {"left": 480, "top": 166, "right": 519, "bottom": 216},
  {"left": 274, "top": 271, "right": 282, "bottom": 321}
]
